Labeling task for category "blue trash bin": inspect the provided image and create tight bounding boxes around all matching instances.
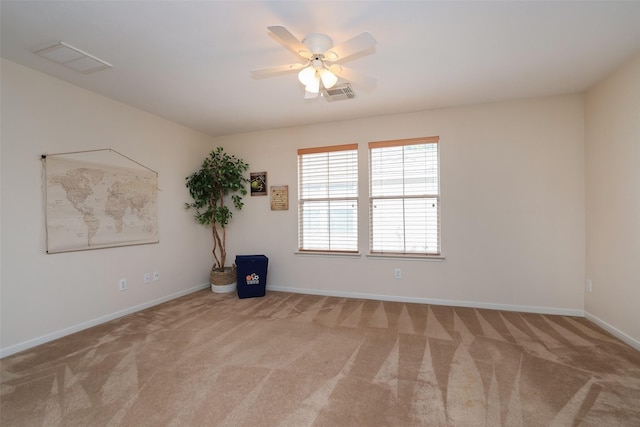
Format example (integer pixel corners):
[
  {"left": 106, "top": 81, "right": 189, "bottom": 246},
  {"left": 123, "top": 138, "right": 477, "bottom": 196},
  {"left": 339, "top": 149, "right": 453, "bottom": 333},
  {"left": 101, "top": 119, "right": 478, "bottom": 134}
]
[{"left": 235, "top": 255, "right": 268, "bottom": 299}]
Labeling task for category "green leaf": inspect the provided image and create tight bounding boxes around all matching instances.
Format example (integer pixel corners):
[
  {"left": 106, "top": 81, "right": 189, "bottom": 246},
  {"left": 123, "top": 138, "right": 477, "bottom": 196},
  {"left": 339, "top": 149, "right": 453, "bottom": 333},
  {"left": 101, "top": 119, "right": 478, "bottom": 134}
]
[{"left": 185, "top": 147, "right": 250, "bottom": 267}]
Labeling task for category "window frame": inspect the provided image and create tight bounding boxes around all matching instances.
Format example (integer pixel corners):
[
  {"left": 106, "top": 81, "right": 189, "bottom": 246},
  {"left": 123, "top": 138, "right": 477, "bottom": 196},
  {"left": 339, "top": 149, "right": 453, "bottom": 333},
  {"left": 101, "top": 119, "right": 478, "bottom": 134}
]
[
  {"left": 297, "top": 143, "right": 359, "bottom": 254},
  {"left": 368, "top": 136, "right": 441, "bottom": 257}
]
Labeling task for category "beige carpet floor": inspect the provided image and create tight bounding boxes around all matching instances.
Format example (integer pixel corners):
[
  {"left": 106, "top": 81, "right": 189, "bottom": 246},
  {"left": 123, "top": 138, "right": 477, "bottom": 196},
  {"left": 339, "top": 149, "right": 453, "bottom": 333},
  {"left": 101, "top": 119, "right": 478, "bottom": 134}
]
[{"left": 2, "top": 290, "right": 639, "bottom": 426}]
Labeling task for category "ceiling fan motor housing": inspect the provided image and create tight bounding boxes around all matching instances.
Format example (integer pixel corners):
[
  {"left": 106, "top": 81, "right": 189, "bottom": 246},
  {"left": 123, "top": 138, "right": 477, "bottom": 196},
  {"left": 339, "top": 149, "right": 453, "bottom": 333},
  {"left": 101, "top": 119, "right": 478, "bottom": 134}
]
[
  {"left": 302, "top": 33, "right": 333, "bottom": 55},
  {"left": 311, "top": 57, "right": 324, "bottom": 70}
]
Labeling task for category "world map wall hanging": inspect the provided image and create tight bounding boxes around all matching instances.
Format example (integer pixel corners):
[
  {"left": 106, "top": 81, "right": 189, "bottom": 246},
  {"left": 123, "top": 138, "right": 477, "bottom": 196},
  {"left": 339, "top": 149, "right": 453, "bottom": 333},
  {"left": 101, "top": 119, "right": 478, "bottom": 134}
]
[{"left": 42, "top": 149, "right": 158, "bottom": 253}]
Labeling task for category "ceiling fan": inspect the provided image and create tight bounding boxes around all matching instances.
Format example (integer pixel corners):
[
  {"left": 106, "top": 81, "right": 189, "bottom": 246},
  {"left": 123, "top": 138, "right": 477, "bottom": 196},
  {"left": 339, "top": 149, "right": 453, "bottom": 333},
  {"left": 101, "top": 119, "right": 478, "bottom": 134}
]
[{"left": 251, "top": 26, "right": 377, "bottom": 99}]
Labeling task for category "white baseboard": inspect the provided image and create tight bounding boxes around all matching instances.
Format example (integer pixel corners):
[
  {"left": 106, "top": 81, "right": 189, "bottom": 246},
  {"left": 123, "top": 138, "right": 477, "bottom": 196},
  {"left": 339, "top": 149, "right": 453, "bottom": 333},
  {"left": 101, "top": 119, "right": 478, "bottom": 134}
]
[
  {"left": 267, "top": 285, "right": 584, "bottom": 317},
  {"left": 0, "top": 283, "right": 210, "bottom": 359},
  {"left": 584, "top": 311, "right": 640, "bottom": 351},
  {"left": 12, "top": 285, "right": 631, "bottom": 360}
]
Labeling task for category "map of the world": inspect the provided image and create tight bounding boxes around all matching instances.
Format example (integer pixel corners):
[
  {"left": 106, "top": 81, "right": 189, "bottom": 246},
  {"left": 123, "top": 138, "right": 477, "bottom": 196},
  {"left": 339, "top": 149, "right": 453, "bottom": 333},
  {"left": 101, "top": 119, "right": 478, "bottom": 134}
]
[{"left": 44, "top": 156, "right": 158, "bottom": 253}]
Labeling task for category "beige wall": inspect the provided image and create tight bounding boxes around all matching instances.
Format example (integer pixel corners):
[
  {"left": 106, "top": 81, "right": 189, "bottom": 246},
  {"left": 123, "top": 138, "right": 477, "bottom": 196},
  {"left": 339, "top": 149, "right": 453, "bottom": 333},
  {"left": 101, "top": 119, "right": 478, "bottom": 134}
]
[
  {"left": 1, "top": 56, "right": 595, "bottom": 356},
  {"left": 585, "top": 55, "right": 640, "bottom": 346},
  {"left": 218, "top": 95, "right": 586, "bottom": 315},
  {"left": 0, "top": 59, "right": 215, "bottom": 356}
]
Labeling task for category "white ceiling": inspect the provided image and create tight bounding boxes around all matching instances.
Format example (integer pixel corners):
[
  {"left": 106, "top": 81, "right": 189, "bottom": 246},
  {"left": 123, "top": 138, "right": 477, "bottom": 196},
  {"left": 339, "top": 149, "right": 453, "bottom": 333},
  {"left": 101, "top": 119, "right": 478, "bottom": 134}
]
[{"left": 2, "top": 1, "right": 640, "bottom": 138}]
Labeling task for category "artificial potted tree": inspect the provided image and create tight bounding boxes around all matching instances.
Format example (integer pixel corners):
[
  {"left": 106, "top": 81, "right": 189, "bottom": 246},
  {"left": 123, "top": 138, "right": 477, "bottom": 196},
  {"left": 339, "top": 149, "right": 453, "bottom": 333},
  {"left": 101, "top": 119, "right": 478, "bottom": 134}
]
[{"left": 185, "top": 146, "right": 249, "bottom": 293}]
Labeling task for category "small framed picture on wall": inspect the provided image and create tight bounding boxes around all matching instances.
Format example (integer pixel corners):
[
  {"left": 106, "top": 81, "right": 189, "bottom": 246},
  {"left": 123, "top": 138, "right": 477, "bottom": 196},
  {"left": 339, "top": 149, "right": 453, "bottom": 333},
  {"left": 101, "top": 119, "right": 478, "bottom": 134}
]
[
  {"left": 250, "top": 172, "right": 267, "bottom": 196},
  {"left": 270, "top": 185, "right": 289, "bottom": 210}
]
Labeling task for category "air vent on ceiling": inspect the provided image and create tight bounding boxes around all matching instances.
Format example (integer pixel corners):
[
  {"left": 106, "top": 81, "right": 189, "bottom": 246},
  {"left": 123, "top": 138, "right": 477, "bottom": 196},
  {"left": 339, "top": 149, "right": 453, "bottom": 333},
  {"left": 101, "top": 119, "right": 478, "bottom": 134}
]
[
  {"left": 33, "top": 41, "right": 112, "bottom": 74},
  {"left": 321, "top": 83, "right": 355, "bottom": 102}
]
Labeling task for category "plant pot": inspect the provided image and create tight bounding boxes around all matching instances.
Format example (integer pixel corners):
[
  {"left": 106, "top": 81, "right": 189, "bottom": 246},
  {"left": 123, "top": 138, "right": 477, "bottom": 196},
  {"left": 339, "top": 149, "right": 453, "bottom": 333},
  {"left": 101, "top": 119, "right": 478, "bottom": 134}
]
[{"left": 210, "top": 266, "right": 236, "bottom": 293}]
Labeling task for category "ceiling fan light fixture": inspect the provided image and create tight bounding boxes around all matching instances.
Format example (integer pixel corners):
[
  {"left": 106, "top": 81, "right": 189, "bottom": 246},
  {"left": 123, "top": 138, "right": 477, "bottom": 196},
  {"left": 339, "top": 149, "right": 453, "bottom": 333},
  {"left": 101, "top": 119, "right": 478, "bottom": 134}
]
[
  {"left": 253, "top": 26, "right": 378, "bottom": 99},
  {"left": 319, "top": 69, "right": 338, "bottom": 89},
  {"left": 298, "top": 66, "right": 316, "bottom": 86},
  {"left": 304, "top": 90, "right": 319, "bottom": 99},
  {"left": 305, "top": 77, "right": 320, "bottom": 94}
]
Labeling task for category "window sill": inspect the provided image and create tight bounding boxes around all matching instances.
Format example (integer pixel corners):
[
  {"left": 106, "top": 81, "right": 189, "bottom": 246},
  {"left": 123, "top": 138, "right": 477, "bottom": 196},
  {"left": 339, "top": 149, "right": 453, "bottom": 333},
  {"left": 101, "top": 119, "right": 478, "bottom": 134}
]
[
  {"left": 295, "top": 251, "right": 361, "bottom": 258},
  {"left": 293, "top": 252, "right": 445, "bottom": 261},
  {"left": 366, "top": 253, "right": 445, "bottom": 261}
]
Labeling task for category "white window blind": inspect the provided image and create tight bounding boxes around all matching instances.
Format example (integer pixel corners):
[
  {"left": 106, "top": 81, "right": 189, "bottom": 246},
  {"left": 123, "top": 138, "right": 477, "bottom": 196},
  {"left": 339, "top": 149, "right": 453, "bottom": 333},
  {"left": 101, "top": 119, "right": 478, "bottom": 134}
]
[
  {"left": 369, "top": 137, "right": 440, "bottom": 255},
  {"left": 298, "top": 144, "right": 358, "bottom": 252}
]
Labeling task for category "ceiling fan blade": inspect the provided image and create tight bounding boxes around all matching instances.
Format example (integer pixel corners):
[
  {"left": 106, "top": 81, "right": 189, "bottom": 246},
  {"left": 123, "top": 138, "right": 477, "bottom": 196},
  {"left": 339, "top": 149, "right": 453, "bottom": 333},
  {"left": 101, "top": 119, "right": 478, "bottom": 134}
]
[
  {"left": 250, "top": 63, "right": 306, "bottom": 79},
  {"left": 267, "top": 26, "right": 313, "bottom": 59},
  {"left": 325, "top": 32, "right": 377, "bottom": 62},
  {"left": 329, "top": 64, "right": 377, "bottom": 91}
]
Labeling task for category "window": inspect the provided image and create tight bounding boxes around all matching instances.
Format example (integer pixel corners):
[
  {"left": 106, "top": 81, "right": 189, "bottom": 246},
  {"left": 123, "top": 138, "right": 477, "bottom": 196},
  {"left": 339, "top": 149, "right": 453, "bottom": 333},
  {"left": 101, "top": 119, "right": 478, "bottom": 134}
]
[
  {"left": 298, "top": 144, "right": 358, "bottom": 252},
  {"left": 369, "top": 137, "right": 440, "bottom": 255}
]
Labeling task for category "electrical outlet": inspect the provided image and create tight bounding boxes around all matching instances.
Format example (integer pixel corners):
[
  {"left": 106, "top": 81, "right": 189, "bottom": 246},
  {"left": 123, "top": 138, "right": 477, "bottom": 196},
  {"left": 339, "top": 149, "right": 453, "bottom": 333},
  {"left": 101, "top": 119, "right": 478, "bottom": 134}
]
[
  {"left": 119, "top": 278, "right": 127, "bottom": 291},
  {"left": 394, "top": 268, "right": 402, "bottom": 279},
  {"left": 153, "top": 271, "right": 160, "bottom": 282},
  {"left": 144, "top": 273, "right": 151, "bottom": 284},
  {"left": 586, "top": 279, "right": 593, "bottom": 293}
]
